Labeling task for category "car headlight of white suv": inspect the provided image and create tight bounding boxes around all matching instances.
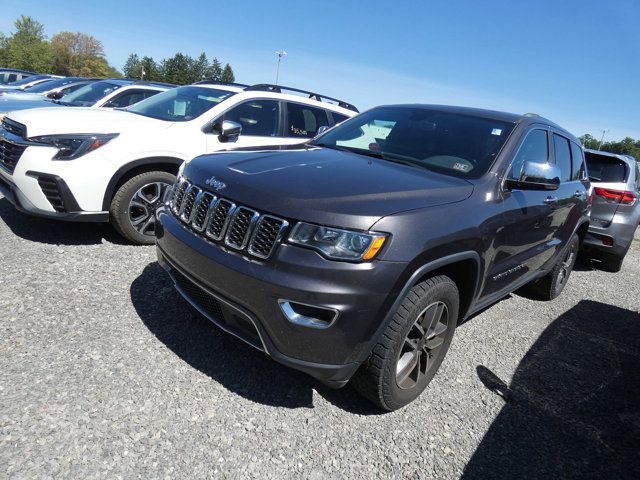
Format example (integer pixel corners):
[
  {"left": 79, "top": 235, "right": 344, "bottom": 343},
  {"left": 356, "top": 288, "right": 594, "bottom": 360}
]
[{"left": 29, "top": 133, "right": 119, "bottom": 160}]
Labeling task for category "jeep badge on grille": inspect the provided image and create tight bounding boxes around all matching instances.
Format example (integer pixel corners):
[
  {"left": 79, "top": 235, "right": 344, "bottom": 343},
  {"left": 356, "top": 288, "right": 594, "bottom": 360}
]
[{"left": 205, "top": 176, "right": 226, "bottom": 191}]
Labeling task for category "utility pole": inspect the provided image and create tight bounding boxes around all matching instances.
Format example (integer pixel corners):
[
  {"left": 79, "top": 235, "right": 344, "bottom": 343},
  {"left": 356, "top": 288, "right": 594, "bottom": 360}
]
[
  {"left": 598, "top": 129, "right": 610, "bottom": 150},
  {"left": 141, "top": 67, "right": 146, "bottom": 81},
  {"left": 275, "top": 50, "right": 287, "bottom": 85}
]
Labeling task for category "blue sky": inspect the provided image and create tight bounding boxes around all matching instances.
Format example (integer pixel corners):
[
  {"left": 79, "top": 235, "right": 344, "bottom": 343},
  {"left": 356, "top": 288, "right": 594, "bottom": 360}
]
[{"left": 2, "top": 0, "right": 639, "bottom": 140}]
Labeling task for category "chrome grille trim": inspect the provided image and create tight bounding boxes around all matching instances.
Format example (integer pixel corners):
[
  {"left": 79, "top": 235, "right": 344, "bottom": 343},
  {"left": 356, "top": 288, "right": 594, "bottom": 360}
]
[
  {"left": 179, "top": 185, "right": 201, "bottom": 223},
  {"left": 205, "top": 198, "right": 236, "bottom": 241},
  {"left": 191, "top": 192, "right": 216, "bottom": 232},
  {"left": 247, "top": 216, "right": 290, "bottom": 259},
  {"left": 169, "top": 178, "right": 289, "bottom": 260},
  {"left": 224, "top": 207, "right": 260, "bottom": 250}
]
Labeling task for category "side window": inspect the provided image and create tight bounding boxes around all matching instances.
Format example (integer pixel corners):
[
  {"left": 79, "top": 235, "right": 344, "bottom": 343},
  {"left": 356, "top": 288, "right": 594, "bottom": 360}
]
[
  {"left": 635, "top": 163, "right": 640, "bottom": 191},
  {"left": 331, "top": 112, "right": 349, "bottom": 125},
  {"left": 508, "top": 129, "right": 548, "bottom": 180},
  {"left": 553, "top": 134, "right": 572, "bottom": 182},
  {"left": 286, "top": 103, "right": 329, "bottom": 138},
  {"left": 7, "top": 73, "right": 18, "bottom": 83},
  {"left": 570, "top": 142, "right": 585, "bottom": 181},
  {"left": 223, "top": 100, "right": 279, "bottom": 137},
  {"left": 106, "top": 89, "right": 159, "bottom": 108}
]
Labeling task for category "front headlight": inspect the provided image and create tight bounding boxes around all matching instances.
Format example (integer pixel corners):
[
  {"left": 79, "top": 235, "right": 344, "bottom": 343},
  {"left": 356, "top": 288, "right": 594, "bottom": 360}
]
[
  {"left": 29, "top": 133, "right": 119, "bottom": 160},
  {"left": 288, "top": 222, "right": 387, "bottom": 261}
]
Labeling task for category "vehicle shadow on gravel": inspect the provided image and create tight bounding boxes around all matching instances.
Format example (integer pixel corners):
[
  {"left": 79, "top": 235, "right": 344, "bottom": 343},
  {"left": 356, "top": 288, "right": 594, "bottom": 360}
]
[
  {"left": 0, "top": 197, "right": 126, "bottom": 245},
  {"left": 130, "top": 262, "right": 383, "bottom": 414},
  {"left": 464, "top": 300, "right": 640, "bottom": 480}
]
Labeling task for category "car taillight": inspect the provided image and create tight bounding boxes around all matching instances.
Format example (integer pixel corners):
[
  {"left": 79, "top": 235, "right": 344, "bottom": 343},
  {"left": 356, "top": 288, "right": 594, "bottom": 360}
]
[{"left": 593, "top": 187, "right": 637, "bottom": 205}]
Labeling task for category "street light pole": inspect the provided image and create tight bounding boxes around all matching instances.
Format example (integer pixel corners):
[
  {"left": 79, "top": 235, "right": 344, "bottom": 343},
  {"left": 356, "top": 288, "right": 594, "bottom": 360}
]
[
  {"left": 598, "top": 129, "right": 610, "bottom": 150},
  {"left": 275, "top": 50, "right": 287, "bottom": 85}
]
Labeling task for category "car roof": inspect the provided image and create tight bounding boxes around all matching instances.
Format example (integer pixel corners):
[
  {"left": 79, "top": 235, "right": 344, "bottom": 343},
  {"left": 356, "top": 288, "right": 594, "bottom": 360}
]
[{"left": 0, "top": 68, "right": 36, "bottom": 74}]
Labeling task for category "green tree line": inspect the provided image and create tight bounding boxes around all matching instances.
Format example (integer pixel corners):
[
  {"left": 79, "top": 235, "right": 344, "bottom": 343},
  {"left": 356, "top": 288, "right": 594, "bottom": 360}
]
[
  {"left": 122, "top": 52, "right": 235, "bottom": 85},
  {"left": 579, "top": 134, "right": 640, "bottom": 159},
  {"left": 0, "top": 15, "right": 237, "bottom": 85},
  {"left": 0, "top": 15, "right": 120, "bottom": 77}
]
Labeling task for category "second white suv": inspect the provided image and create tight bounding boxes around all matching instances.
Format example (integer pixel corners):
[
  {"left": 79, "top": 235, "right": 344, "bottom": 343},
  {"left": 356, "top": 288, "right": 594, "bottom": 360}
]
[{"left": 0, "top": 82, "right": 357, "bottom": 244}]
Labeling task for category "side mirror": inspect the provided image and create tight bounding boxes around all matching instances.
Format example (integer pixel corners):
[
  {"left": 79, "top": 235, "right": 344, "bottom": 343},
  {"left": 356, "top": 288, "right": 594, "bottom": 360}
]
[
  {"left": 316, "top": 125, "right": 329, "bottom": 136},
  {"left": 505, "top": 161, "right": 561, "bottom": 191},
  {"left": 47, "top": 91, "right": 63, "bottom": 100},
  {"left": 213, "top": 120, "right": 242, "bottom": 140}
]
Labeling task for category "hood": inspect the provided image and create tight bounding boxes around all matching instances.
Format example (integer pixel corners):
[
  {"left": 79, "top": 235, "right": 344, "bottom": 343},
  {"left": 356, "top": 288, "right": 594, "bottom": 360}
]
[
  {"left": 183, "top": 147, "right": 474, "bottom": 230},
  {"left": 0, "top": 92, "right": 45, "bottom": 101},
  {"left": 5, "top": 107, "right": 170, "bottom": 137},
  {"left": 0, "top": 97, "right": 53, "bottom": 115}
]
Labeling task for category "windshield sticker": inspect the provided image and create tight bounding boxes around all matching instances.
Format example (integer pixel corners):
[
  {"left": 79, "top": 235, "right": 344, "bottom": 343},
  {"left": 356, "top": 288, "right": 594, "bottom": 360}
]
[
  {"left": 491, "top": 128, "right": 503, "bottom": 136},
  {"left": 452, "top": 162, "right": 471, "bottom": 172}
]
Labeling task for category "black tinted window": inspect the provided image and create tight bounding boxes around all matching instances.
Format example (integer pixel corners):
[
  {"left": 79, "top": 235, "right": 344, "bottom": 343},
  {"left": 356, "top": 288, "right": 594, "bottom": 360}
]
[
  {"left": 585, "top": 152, "right": 629, "bottom": 183},
  {"left": 509, "top": 129, "right": 548, "bottom": 180},
  {"left": 331, "top": 112, "right": 349, "bottom": 125},
  {"left": 570, "top": 142, "right": 585, "bottom": 181},
  {"left": 553, "top": 134, "right": 572, "bottom": 182},
  {"left": 286, "top": 103, "right": 329, "bottom": 138},
  {"left": 224, "top": 100, "right": 279, "bottom": 136},
  {"left": 107, "top": 89, "right": 159, "bottom": 108}
]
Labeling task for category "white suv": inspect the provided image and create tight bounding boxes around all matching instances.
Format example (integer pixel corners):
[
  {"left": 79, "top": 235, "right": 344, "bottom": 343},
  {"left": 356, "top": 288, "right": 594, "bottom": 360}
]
[{"left": 0, "top": 82, "right": 358, "bottom": 244}]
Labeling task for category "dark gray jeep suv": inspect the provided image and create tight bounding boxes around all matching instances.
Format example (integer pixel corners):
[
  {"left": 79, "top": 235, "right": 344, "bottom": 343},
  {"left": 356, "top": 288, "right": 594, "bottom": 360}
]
[{"left": 155, "top": 105, "right": 590, "bottom": 410}]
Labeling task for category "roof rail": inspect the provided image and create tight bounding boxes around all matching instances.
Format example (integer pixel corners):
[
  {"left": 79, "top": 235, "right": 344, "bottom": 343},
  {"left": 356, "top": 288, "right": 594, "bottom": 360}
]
[
  {"left": 132, "top": 80, "right": 177, "bottom": 88},
  {"left": 193, "top": 80, "right": 250, "bottom": 88},
  {"left": 244, "top": 84, "right": 359, "bottom": 112}
]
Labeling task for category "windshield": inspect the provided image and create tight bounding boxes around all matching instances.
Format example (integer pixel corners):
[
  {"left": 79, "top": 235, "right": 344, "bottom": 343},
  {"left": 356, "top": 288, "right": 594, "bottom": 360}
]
[
  {"left": 60, "top": 80, "right": 122, "bottom": 106},
  {"left": 6, "top": 74, "right": 50, "bottom": 87},
  {"left": 126, "top": 86, "right": 235, "bottom": 122},
  {"left": 312, "top": 106, "right": 516, "bottom": 178},
  {"left": 26, "top": 77, "right": 85, "bottom": 93}
]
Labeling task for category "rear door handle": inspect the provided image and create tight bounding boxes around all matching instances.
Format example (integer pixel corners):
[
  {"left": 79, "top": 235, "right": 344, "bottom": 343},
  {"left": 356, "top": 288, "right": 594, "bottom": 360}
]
[{"left": 544, "top": 196, "right": 558, "bottom": 205}]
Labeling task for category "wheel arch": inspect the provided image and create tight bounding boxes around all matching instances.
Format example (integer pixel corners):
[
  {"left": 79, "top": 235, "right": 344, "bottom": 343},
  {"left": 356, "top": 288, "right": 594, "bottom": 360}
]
[
  {"left": 102, "top": 156, "right": 183, "bottom": 210},
  {"left": 356, "top": 251, "right": 482, "bottom": 366}
]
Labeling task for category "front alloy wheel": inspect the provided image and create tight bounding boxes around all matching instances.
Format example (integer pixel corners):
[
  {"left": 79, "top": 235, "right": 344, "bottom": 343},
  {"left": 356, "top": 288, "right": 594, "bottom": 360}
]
[{"left": 110, "top": 170, "right": 177, "bottom": 245}]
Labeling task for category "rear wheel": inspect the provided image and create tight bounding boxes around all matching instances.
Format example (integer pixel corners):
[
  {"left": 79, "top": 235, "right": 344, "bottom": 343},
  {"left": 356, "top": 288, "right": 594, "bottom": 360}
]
[
  {"left": 527, "top": 234, "right": 579, "bottom": 300},
  {"left": 351, "top": 275, "right": 459, "bottom": 411},
  {"left": 110, "top": 171, "right": 175, "bottom": 245}
]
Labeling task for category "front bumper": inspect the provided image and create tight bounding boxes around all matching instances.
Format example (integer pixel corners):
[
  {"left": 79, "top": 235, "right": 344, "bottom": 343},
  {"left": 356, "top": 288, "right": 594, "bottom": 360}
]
[{"left": 155, "top": 210, "right": 407, "bottom": 387}]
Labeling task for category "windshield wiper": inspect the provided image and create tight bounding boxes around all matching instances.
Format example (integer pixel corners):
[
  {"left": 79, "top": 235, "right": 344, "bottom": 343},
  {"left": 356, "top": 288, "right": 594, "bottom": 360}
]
[{"left": 314, "top": 143, "right": 384, "bottom": 159}]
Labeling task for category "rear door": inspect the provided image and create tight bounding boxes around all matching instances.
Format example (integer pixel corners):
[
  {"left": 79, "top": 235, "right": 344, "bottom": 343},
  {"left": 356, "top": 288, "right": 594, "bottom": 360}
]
[{"left": 585, "top": 151, "right": 632, "bottom": 228}]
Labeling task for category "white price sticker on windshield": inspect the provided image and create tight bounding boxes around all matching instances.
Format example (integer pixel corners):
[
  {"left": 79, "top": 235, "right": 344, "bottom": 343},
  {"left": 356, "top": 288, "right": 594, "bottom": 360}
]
[{"left": 491, "top": 128, "right": 502, "bottom": 136}]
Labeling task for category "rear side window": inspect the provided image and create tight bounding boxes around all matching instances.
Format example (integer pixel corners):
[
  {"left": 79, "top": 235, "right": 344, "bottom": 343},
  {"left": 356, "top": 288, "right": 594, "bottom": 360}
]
[
  {"left": 635, "top": 163, "right": 640, "bottom": 190},
  {"left": 553, "top": 134, "right": 572, "bottom": 182},
  {"left": 331, "top": 112, "right": 349, "bottom": 125},
  {"left": 286, "top": 103, "right": 329, "bottom": 138},
  {"left": 570, "top": 142, "right": 586, "bottom": 181},
  {"left": 106, "top": 89, "right": 159, "bottom": 108},
  {"left": 508, "top": 129, "right": 548, "bottom": 180},
  {"left": 584, "top": 152, "right": 628, "bottom": 183},
  {"left": 223, "top": 100, "right": 280, "bottom": 136}
]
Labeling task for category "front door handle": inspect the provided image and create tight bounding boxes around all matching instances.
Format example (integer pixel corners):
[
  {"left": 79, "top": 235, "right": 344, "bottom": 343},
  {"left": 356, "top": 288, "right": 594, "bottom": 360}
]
[
  {"left": 574, "top": 190, "right": 586, "bottom": 198},
  {"left": 544, "top": 196, "right": 558, "bottom": 205}
]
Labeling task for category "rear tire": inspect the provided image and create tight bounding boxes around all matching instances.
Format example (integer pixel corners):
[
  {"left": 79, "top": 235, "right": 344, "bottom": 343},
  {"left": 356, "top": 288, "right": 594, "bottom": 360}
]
[
  {"left": 601, "top": 252, "right": 623, "bottom": 273},
  {"left": 527, "top": 234, "right": 579, "bottom": 300},
  {"left": 351, "top": 275, "right": 459, "bottom": 411},
  {"left": 110, "top": 171, "right": 175, "bottom": 245}
]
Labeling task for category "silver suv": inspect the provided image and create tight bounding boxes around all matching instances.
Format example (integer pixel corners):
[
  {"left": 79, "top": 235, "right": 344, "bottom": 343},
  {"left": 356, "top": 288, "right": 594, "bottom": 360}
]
[{"left": 584, "top": 149, "right": 640, "bottom": 271}]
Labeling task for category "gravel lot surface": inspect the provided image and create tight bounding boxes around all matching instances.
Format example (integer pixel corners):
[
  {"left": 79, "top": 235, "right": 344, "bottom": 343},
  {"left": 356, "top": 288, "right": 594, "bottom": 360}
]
[{"left": 1, "top": 195, "right": 639, "bottom": 479}]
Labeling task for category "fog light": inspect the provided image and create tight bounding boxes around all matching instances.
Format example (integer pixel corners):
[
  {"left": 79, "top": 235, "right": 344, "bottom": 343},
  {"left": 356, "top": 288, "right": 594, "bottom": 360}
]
[{"left": 278, "top": 300, "right": 339, "bottom": 329}]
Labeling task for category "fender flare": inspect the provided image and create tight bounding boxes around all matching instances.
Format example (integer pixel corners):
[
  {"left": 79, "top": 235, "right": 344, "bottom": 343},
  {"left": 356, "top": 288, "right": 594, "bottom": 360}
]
[
  {"left": 101, "top": 156, "right": 184, "bottom": 210},
  {"left": 355, "top": 251, "right": 482, "bottom": 366}
]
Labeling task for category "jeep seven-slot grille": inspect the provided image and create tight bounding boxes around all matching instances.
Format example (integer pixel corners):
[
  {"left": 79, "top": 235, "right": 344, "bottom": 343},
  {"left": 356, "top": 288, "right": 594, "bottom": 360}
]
[
  {"left": 170, "top": 178, "right": 288, "bottom": 259},
  {"left": 0, "top": 140, "right": 26, "bottom": 174}
]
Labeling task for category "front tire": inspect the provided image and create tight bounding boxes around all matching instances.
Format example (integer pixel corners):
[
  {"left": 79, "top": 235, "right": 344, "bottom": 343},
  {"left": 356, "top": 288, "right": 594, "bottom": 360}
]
[
  {"left": 351, "top": 275, "right": 459, "bottom": 411},
  {"left": 110, "top": 171, "right": 175, "bottom": 245}
]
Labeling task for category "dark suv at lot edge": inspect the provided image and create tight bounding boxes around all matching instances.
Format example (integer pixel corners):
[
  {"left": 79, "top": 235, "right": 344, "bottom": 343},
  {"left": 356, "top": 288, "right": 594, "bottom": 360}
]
[{"left": 155, "top": 105, "right": 590, "bottom": 410}]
